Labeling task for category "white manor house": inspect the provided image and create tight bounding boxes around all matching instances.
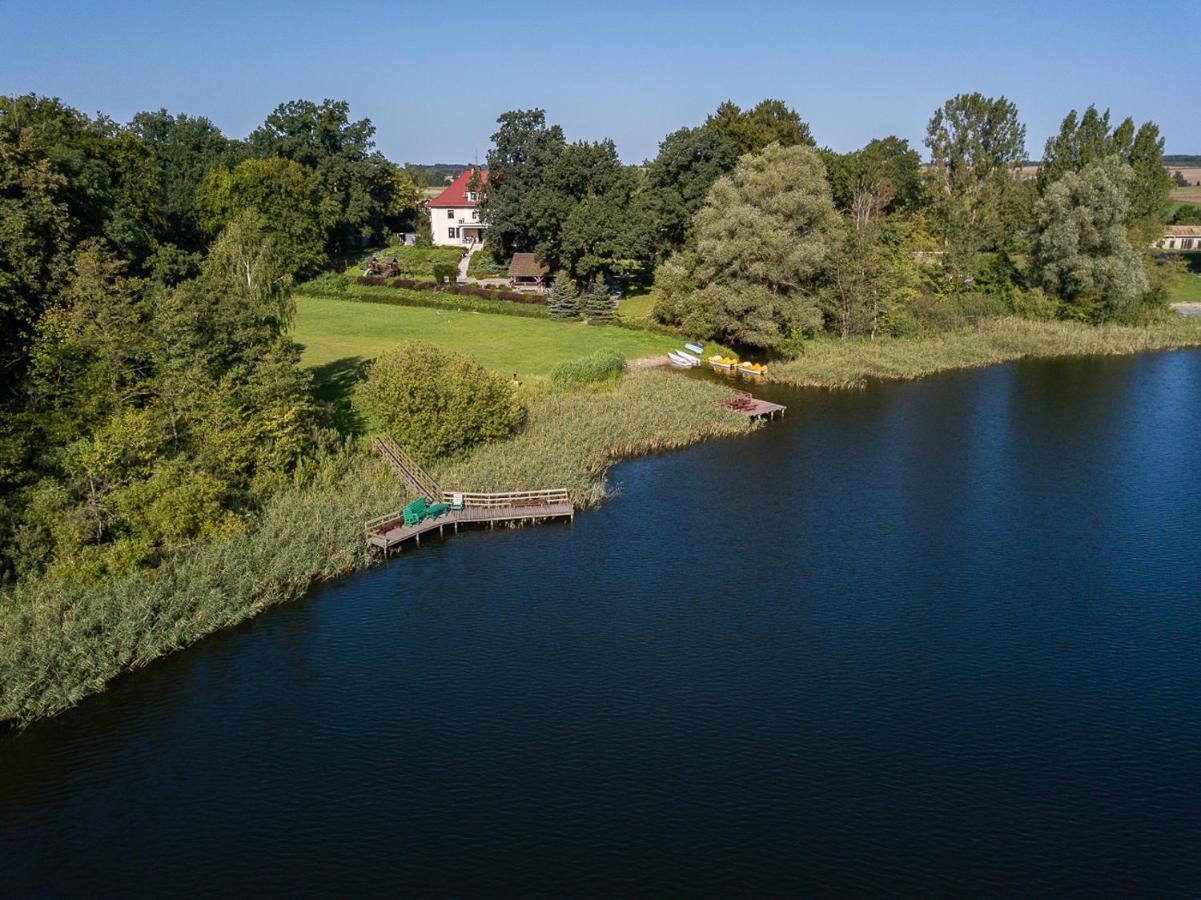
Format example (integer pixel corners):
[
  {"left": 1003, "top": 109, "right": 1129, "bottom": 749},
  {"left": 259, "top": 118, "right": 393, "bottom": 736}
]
[{"left": 428, "top": 168, "right": 488, "bottom": 247}]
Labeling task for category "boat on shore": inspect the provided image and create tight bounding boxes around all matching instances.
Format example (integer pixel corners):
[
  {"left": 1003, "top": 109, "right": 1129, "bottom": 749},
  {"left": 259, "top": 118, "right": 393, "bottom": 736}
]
[
  {"left": 738, "top": 362, "right": 768, "bottom": 377},
  {"left": 668, "top": 350, "right": 700, "bottom": 368},
  {"left": 709, "top": 355, "right": 739, "bottom": 372},
  {"left": 684, "top": 342, "right": 704, "bottom": 354}
]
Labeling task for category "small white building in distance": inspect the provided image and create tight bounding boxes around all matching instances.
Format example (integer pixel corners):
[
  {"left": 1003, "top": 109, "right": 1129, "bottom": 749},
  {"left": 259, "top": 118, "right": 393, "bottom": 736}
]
[
  {"left": 1157, "top": 225, "right": 1201, "bottom": 251},
  {"left": 428, "top": 168, "right": 488, "bottom": 247}
]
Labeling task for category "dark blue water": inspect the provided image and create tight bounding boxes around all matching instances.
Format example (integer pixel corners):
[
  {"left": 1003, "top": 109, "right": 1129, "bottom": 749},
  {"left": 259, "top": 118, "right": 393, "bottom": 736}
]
[{"left": 3, "top": 351, "right": 1201, "bottom": 895}]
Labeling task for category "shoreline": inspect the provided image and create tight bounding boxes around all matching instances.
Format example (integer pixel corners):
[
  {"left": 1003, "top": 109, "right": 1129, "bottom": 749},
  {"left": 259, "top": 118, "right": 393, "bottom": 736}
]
[
  {"left": 766, "top": 317, "right": 1201, "bottom": 389},
  {"left": 7, "top": 321, "right": 1201, "bottom": 729}
]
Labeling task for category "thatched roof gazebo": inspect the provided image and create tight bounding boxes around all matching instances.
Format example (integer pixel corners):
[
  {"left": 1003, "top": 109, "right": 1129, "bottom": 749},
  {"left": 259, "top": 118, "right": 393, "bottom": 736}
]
[{"left": 507, "top": 253, "right": 549, "bottom": 287}]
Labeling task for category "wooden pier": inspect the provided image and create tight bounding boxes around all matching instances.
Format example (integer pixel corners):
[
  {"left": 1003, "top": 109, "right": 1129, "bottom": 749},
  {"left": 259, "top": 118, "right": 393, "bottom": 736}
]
[
  {"left": 365, "top": 490, "right": 574, "bottom": 551},
  {"left": 366, "top": 435, "right": 574, "bottom": 552},
  {"left": 720, "top": 389, "right": 786, "bottom": 421}
]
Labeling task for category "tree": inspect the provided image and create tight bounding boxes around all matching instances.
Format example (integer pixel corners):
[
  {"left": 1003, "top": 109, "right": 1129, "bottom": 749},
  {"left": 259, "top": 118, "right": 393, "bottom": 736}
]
[
  {"left": 822, "top": 136, "right": 923, "bottom": 231},
  {"left": 248, "top": 99, "right": 418, "bottom": 253},
  {"left": 1032, "top": 156, "right": 1149, "bottom": 321},
  {"left": 480, "top": 109, "right": 567, "bottom": 259},
  {"left": 355, "top": 342, "right": 524, "bottom": 461},
  {"left": 639, "top": 126, "right": 740, "bottom": 256},
  {"left": 1038, "top": 106, "right": 1173, "bottom": 240},
  {"left": 658, "top": 143, "right": 841, "bottom": 348},
  {"left": 582, "top": 274, "right": 615, "bottom": 324},
  {"left": 924, "top": 93, "right": 1027, "bottom": 264},
  {"left": 197, "top": 157, "right": 333, "bottom": 279},
  {"left": 546, "top": 273, "right": 581, "bottom": 319},
  {"left": 127, "top": 109, "right": 245, "bottom": 250},
  {"left": 704, "top": 99, "right": 815, "bottom": 154}
]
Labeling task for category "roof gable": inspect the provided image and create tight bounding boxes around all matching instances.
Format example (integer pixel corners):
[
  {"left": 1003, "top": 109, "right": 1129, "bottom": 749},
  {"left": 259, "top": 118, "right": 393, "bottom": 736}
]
[{"left": 428, "top": 168, "right": 487, "bottom": 208}]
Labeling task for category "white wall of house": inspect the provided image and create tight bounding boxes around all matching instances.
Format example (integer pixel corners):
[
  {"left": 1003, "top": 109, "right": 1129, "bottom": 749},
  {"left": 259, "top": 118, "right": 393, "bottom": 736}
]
[{"left": 430, "top": 205, "right": 486, "bottom": 247}]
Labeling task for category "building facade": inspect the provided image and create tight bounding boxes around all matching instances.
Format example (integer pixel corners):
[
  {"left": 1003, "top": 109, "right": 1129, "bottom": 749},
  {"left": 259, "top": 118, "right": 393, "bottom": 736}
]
[
  {"left": 1157, "top": 225, "right": 1201, "bottom": 251},
  {"left": 428, "top": 168, "right": 488, "bottom": 247}
]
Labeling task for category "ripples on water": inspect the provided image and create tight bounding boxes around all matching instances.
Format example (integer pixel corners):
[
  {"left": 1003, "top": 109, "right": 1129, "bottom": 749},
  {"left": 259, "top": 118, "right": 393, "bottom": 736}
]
[{"left": 3, "top": 351, "right": 1201, "bottom": 895}]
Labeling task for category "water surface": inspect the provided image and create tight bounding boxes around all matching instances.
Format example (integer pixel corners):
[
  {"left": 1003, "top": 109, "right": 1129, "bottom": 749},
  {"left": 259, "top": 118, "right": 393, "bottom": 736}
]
[{"left": 3, "top": 351, "right": 1200, "bottom": 895}]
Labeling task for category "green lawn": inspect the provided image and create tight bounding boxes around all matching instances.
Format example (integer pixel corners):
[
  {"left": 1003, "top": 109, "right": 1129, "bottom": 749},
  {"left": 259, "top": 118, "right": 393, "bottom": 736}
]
[
  {"left": 1170, "top": 273, "right": 1201, "bottom": 304},
  {"left": 617, "top": 288, "right": 657, "bottom": 321},
  {"left": 294, "top": 294, "right": 683, "bottom": 379}
]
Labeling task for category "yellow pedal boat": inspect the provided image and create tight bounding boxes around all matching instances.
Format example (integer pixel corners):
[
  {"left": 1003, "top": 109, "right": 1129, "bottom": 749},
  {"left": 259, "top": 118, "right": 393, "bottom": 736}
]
[
  {"left": 708, "top": 355, "right": 739, "bottom": 371},
  {"left": 738, "top": 362, "right": 768, "bottom": 377}
]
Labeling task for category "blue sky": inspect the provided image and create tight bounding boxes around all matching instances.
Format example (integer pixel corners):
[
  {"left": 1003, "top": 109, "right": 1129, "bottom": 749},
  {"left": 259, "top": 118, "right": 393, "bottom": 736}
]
[{"left": 3, "top": 0, "right": 1194, "bottom": 164}]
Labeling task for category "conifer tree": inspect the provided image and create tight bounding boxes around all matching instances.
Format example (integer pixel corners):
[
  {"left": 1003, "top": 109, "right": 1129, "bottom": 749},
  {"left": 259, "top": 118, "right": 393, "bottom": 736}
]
[
  {"left": 583, "top": 274, "right": 615, "bottom": 324},
  {"left": 546, "top": 273, "right": 581, "bottom": 319}
]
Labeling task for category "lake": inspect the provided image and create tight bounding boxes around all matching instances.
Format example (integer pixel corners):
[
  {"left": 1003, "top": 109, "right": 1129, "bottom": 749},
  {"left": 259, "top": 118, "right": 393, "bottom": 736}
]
[{"left": 3, "top": 351, "right": 1200, "bottom": 895}]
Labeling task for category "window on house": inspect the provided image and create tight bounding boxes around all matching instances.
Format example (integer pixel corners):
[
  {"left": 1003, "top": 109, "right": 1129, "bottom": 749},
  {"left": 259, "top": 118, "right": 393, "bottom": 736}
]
[
  {"left": 448, "top": 227, "right": 457, "bottom": 239},
  {"left": 471, "top": 209, "right": 478, "bottom": 220},
  {"left": 447, "top": 209, "right": 454, "bottom": 218},
  {"left": 1185, "top": 239, "right": 1195, "bottom": 250}
]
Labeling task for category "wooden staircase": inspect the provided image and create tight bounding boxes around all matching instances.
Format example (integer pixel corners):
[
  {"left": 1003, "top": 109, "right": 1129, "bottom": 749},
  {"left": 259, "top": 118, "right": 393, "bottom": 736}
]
[{"left": 371, "top": 435, "right": 441, "bottom": 502}]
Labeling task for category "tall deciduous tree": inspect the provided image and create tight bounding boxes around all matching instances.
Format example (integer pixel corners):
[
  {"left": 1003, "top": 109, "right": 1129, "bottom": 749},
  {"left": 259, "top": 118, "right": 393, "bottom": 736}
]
[
  {"left": 480, "top": 109, "right": 567, "bottom": 259},
  {"left": 249, "top": 99, "right": 418, "bottom": 253},
  {"left": 657, "top": 143, "right": 841, "bottom": 348},
  {"left": 1032, "top": 156, "right": 1149, "bottom": 321},
  {"left": 127, "top": 109, "right": 245, "bottom": 251},
  {"left": 639, "top": 126, "right": 740, "bottom": 256},
  {"left": 822, "top": 136, "right": 923, "bottom": 231},
  {"left": 1038, "top": 105, "right": 1173, "bottom": 240},
  {"left": 197, "top": 157, "right": 334, "bottom": 279},
  {"left": 704, "top": 99, "right": 815, "bottom": 154},
  {"left": 925, "top": 93, "right": 1027, "bottom": 265}
]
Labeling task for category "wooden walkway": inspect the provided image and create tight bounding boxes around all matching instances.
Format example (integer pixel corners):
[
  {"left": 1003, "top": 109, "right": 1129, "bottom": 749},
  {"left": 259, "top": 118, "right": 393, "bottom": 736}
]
[
  {"left": 366, "top": 500, "right": 574, "bottom": 551},
  {"left": 364, "top": 442, "right": 575, "bottom": 554}
]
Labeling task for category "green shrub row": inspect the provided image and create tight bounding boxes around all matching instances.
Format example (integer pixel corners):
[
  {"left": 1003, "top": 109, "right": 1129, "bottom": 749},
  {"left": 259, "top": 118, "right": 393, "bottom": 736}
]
[{"left": 295, "top": 277, "right": 552, "bottom": 320}]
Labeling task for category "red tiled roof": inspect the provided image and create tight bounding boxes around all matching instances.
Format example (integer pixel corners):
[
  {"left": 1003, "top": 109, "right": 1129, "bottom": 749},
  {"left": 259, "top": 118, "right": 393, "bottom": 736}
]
[
  {"left": 1164, "top": 225, "right": 1201, "bottom": 237},
  {"left": 427, "top": 168, "right": 487, "bottom": 208}
]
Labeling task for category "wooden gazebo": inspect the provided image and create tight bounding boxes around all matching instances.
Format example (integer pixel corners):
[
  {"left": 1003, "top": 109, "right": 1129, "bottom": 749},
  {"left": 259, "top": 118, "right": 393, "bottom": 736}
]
[{"left": 507, "top": 253, "right": 549, "bottom": 288}]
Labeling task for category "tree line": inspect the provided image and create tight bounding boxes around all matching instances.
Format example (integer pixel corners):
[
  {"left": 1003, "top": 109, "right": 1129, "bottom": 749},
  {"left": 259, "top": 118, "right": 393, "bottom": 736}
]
[
  {"left": 479, "top": 95, "right": 1181, "bottom": 349},
  {"left": 0, "top": 95, "right": 421, "bottom": 582}
]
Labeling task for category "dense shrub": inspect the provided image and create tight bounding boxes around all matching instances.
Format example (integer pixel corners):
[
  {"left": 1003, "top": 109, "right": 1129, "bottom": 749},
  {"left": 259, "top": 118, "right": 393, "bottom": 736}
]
[
  {"left": 550, "top": 349, "right": 627, "bottom": 386},
  {"left": 355, "top": 341, "right": 526, "bottom": 461}
]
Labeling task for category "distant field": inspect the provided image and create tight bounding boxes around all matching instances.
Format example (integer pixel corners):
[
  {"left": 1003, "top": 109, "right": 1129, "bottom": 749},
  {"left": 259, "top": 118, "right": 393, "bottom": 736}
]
[{"left": 1171, "top": 185, "right": 1201, "bottom": 205}]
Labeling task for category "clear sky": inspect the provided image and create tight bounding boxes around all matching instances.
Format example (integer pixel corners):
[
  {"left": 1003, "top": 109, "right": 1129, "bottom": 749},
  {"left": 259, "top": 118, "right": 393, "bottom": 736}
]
[{"left": 3, "top": 0, "right": 1195, "bottom": 164}]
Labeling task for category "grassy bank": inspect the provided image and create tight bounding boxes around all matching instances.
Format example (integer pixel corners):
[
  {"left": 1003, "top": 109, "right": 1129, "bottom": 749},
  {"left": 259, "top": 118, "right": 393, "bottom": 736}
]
[
  {"left": 770, "top": 316, "right": 1201, "bottom": 388},
  {"left": 0, "top": 371, "right": 747, "bottom": 726},
  {"left": 294, "top": 294, "right": 685, "bottom": 378}
]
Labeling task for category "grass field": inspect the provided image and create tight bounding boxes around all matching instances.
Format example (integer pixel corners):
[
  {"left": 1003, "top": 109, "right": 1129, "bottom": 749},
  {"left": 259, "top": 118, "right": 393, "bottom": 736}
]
[
  {"left": 1170, "top": 273, "right": 1201, "bottom": 304},
  {"left": 294, "top": 294, "right": 683, "bottom": 378},
  {"left": 1171, "top": 185, "right": 1201, "bottom": 205}
]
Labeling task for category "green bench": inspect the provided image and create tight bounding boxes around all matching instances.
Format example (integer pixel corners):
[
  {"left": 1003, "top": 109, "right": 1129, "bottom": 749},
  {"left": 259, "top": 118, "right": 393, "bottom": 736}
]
[
  {"left": 402, "top": 498, "right": 428, "bottom": 526},
  {"left": 403, "top": 498, "right": 450, "bottom": 527}
]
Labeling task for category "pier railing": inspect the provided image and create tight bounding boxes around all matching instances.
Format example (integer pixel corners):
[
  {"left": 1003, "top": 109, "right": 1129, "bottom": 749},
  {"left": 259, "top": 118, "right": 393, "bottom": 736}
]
[
  {"left": 371, "top": 435, "right": 441, "bottom": 501},
  {"left": 442, "top": 488, "right": 570, "bottom": 509}
]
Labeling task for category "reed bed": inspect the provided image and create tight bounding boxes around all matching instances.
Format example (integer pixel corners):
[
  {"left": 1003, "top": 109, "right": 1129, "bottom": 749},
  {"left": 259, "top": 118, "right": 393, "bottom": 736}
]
[
  {"left": 770, "top": 317, "right": 1201, "bottom": 389},
  {"left": 1, "top": 372, "right": 746, "bottom": 726},
  {"left": 0, "top": 456, "right": 403, "bottom": 727},
  {"left": 435, "top": 371, "right": 751, "bottom": 507}
]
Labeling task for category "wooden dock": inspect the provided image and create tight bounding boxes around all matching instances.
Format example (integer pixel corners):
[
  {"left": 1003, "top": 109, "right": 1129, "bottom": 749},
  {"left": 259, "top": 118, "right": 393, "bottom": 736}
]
[
  {"left": 364, "top": 443, "right": 575, "bottom": 556},
  {"left": 720, "top": 390, "right": 786, "bottom": 420},
  {"left": 366, "top": 495, "right": 574, "bottom": 551}
]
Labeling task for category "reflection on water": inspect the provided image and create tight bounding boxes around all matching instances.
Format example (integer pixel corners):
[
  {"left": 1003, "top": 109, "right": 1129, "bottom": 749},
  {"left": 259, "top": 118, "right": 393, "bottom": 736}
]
[{"left": 2, "top": 350, "right": 1201, "bottom": 895}]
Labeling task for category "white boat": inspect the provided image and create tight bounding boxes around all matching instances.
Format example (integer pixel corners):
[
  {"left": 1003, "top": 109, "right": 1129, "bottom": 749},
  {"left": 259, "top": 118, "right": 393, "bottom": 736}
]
[
  {"left": 668, "top": 350, "right": 700, "bottom": 368},
  {"left": 684, "top": 342, "right": 704, "bottom": 355}
]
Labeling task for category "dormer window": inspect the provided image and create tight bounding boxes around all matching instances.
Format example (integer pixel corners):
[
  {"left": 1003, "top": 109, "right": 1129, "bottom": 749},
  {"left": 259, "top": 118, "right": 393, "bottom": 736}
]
[{"left": 466, "top": 192, "right": 476, "bottom": 201}]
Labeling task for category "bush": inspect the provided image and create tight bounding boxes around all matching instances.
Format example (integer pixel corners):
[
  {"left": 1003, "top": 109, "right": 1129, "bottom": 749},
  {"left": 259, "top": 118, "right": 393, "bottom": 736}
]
[
  {"left": 550, "top": 349, "right": 627, "bottom": 386},
  {"left": 432, "top": 263, "right": 458, "bottom": 285},
  {"left": 355, "top": 341, "right": 525, "bottom": 461}
]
